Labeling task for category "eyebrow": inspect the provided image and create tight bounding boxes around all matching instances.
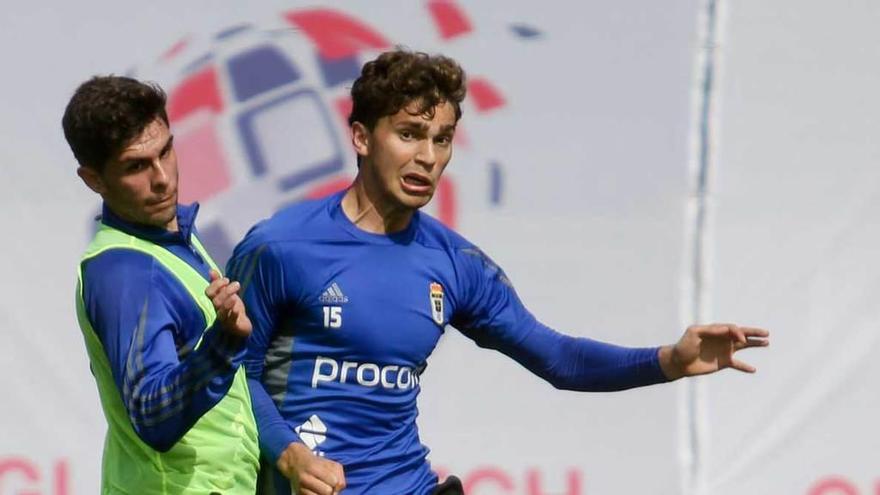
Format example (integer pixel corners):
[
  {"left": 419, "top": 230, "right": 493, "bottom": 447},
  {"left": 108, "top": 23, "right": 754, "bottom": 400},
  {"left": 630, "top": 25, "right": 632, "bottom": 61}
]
[
  {"left": 395, "top": 121, "right": 429, "bottom": 130},
  {"left": 160, "top": 135, "right": 175, "bottom": 155},
  {"left": 119, "top": 134, "right": 174, "bottom": 163},
  {"left": 394, "top": 121, "right": 456, "bottom": 134}
]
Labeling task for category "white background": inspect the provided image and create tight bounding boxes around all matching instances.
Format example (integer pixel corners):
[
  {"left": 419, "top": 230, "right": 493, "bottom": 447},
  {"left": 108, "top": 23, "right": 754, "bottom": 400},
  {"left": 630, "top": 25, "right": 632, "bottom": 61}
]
[{"left": 1, "top": 1, "right": 874, "bottom": 494}]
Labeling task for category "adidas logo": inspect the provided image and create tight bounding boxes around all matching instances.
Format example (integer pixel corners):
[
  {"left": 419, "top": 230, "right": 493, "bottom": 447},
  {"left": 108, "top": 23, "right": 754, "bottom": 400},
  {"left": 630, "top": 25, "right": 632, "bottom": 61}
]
[{"left": 319, "top": 282, "right": 349, "bottom": 304}]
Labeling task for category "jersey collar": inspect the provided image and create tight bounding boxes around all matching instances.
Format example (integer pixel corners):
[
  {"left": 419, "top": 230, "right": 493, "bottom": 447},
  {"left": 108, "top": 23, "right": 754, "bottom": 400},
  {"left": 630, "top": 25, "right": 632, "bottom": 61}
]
[{"left": 99, "top": 202, "right": 200, "bottom": 247}]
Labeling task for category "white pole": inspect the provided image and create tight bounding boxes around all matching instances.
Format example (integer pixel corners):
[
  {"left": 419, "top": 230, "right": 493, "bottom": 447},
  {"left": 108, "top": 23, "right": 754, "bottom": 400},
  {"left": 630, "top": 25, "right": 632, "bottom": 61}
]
[{"left": 680, "top": 0, "right": 725, "bottom": 494}]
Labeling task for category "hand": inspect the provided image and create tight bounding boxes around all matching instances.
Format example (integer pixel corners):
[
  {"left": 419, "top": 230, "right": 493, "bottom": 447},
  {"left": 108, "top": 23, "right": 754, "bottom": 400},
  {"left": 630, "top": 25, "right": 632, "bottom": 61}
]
[
  {"left": 277, "top": 442, "right": 346, "bottom": 495},
  {"left": 659, "top": 323, "right": 769, "bottom": 380},
  {"left": 205, "top": 270, "right": 252, "bottom": 338}
]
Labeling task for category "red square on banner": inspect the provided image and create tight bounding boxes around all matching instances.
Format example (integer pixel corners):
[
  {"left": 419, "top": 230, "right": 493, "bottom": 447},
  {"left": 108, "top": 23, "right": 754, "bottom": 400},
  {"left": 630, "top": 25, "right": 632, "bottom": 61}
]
[{"left": 175, "top": 121, "right": 231, "bottom": 204}]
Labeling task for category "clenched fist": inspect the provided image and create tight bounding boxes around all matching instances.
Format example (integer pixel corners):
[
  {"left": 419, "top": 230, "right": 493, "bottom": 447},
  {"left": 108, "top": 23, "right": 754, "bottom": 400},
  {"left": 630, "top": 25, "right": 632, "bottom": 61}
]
[{"left": 278, "top": 442, "right": 346, "bottom": 495}]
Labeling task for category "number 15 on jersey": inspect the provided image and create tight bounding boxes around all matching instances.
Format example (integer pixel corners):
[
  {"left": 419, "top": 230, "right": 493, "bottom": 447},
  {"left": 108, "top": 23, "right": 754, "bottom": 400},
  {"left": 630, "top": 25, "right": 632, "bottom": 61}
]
[{"left": 323, "top": 306, "right": 342, "bottom": 328}]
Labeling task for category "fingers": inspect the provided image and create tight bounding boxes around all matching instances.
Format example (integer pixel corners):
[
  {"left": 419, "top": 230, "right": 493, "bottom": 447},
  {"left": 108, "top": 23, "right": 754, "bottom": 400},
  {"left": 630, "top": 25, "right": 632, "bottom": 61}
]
[
  {"left": 690, "top": 323, "right": 736, "bottom": 338},
  {"left": 693, "top": 323, "right": 770, "bottom": 343},
  {"left": 298, "top": 462, "right": 345, "bottom": 495},
  {"left": 210, "top": 280, "right": 242, "bottom": 311},
  {"left": 218, "top": 284, "right": 243, "bottom": 312},
  {"left": 299, "top": 486, "right": 331, "bottom": 495},
  {"left": 278, "top": 442, "right": 344, "bottom": 495},
  {"left": 209, "top": 269, "right": 221, "bottom": 282},
  {"left": 298, "top": 472, "right": 336, "bottom": 495},
  {"left": 734, "top": 336, "right": 770, "bottom": 351},
  {"left": 739, "top": 326, "right": 769, "bottom": 338},
  {"left": 205, "top": 274, "right": 230, "bottom": 299},
  {"left": 728, "top": 326, "right": 747, "bottom": 345},
  {"left": 205, "top": 276, "right": 250, "bottom": 337},
  {"left": 331, "top": 462, "right": 347, "bottom": 492},
  {"left": 730, "top": 326, "right": 770, "bottom": 351},
  {"left": 729, "top": 358, "right": 757, "bottom": 373},
  {"left": 216, "top": 293, "right": 248, "bottom": 333}
]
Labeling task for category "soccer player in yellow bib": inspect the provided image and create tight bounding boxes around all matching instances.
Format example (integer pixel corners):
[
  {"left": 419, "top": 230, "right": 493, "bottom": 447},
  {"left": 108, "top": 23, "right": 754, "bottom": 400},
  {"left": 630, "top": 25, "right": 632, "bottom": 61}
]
[{"left": 64, "top": 76, "right": 260, "bottom": 494}]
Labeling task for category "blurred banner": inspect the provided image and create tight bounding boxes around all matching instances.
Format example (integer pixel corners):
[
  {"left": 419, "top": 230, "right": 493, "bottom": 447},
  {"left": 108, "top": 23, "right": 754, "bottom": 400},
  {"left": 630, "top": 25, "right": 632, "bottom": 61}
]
[
  {"left": 704, "top": 1, "right": 880, "bottom": 495},
  {"left": 0, "top": 1, "right": 874, "bottom": 494}
]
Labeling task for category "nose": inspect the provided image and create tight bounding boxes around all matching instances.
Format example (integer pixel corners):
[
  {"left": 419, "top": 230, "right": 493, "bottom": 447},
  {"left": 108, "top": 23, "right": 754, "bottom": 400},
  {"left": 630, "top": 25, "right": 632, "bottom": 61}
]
[
  {"left": 151, "top": 158, "right": 170, "bottom": 191},
  {"left": 414, "top": 140, "right": 437, "bottom": 169}
]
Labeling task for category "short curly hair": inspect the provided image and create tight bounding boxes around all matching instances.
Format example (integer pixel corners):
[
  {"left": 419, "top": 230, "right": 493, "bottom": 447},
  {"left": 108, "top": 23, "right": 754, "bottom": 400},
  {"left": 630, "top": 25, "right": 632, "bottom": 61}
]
[
  {"left": 349, "top": 49, "right": 467, "bottom": 130},
  {"left": 62, "top": 76, "right": 168, "bottom": 173}
]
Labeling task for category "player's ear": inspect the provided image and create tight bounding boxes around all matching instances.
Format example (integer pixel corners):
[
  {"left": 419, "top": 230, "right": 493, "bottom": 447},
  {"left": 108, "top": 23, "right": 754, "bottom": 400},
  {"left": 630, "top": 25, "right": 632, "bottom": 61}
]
[
  {"left": 351, "top": 122, "right": 370, "bottom": 158},
  {"left": 77, "top": 165, "right": 106, "bottom": 195}
]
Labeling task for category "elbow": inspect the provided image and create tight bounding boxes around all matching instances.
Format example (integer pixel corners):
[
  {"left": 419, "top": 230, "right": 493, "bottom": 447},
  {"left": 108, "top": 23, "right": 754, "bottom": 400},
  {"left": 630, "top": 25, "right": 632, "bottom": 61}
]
[
  {"left": 549, "top": 379, "right": 573, "bottom": 391},
  {"left": 535, "top": 359, "right": 576, "bottom": 390},
  {"left": 150, "top": 438, "right": 176, "bottom": 453},
  {"left": 132, "top": 424, "right": 177, "bottom": 453},
  {"left": 548, "top": 376, "right": 588, "bottom": 392},
  {"left": 538, "top": 367, "right": 578, "bottom": 391},
  {"left": 542, "top": 371, "right": 619, "bottom": 393},
  {"left": 126, "top": 395, "right": 182, "bottom": 452}
]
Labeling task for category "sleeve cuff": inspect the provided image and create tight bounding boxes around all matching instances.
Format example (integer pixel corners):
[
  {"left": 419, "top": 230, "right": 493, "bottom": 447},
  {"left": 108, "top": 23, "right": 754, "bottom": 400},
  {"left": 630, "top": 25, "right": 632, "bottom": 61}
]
[
  {"left": 643, "top": 346, "right": 670, "bottom": 384},
  {"left": 264, "top": 427, "right": 301, "bottom": 463}
]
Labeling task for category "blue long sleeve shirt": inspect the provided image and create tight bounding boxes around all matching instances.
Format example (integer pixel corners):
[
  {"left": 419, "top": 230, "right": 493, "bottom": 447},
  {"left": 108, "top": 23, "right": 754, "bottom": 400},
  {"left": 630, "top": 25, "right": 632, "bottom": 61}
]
[
  {"left": 227, "top": 191, "right": 669, "bottom": 494},
  {"left": 80, "top": 203, "right": 247, "bottom": 452}
]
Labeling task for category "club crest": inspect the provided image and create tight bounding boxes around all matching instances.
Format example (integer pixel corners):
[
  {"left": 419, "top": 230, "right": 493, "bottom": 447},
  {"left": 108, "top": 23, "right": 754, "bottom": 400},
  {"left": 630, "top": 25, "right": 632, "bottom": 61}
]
[{"left": 429, "top": 282, "right": 445, "bottom": 325}]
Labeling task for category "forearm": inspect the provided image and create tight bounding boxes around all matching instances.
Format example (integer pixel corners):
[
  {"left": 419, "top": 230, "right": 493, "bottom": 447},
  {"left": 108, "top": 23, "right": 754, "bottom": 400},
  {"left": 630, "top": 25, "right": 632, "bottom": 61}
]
[
  {"left": 247, "top": 376, "right": 300, "bottom": 462},
  {"left": 124, "top": 324, "right": 246, "bottom": 451},
  {"left": 491, "top": 321, "right": 669, "bottom": 392},
  {"left": 548, "top": 335, "right": 667, "bottom": 391}
]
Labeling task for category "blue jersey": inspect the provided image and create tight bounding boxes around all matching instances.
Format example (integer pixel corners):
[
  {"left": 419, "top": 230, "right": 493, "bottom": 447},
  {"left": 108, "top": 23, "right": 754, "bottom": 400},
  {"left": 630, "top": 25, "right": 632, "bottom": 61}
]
[{"left": 228, "top": 191, "right": 667, "bottom": 494}]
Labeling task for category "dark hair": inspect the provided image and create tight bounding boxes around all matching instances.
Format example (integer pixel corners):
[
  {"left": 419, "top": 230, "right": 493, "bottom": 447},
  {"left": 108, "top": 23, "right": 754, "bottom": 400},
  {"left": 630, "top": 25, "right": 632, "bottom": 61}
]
[
  {"left": 62, "top": 76, "right": 169, "bottom": 172},
  {"left": 348, "top": 49, "right": 467, "bottom": 130}
]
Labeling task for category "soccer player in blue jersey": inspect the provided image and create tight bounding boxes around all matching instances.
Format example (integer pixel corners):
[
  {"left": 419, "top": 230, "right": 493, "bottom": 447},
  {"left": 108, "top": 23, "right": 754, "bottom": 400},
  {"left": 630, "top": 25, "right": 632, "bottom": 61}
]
[
  {"left": 228, "top": 50, "right": 769, "bottom": 495},
  {"left": 65, "top": 76, "right": 259, "bottom": 493}
]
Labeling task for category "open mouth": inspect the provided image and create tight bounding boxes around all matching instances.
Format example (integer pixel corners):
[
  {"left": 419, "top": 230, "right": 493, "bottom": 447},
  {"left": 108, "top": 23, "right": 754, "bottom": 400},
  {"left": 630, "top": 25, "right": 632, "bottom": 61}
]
[{"left": 401, "top": 174, "right": 433, "bottom": 194}]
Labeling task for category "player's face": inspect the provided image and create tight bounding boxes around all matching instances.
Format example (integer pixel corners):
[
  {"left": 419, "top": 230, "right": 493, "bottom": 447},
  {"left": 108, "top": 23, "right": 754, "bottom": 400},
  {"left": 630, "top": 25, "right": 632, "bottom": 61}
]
[
  {"left": 79, "top": 118, "right": 179, "bottom": 231},
  {"left": 354, "top": 101, "right": 457, "bottom": 211}
]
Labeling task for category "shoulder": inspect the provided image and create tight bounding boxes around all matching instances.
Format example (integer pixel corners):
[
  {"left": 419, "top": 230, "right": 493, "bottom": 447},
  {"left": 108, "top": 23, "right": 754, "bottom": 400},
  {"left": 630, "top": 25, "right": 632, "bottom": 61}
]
[
  {"left": 414, "top": 212, "right": 477, "bottom": 252},
  {"left": 81, "top": 248, "right": 158, "bottom": 290},
  {"left": 80, "top": 248, "right": 186, "bottom": 319},
  {"left": 414, "top": 213, "right": 499, "bottom": 268},
  {"left": 232, "top": 195, "right": 335, "bottom": 256},
  {"left": 418, "top": 217, "right": 511, "bottom": 291},
  {"left": 267, "top": 194, "right": 334, "bottom": 231},
  {"left": 228, "top": 194, "right": 343, "bottom": 279}
]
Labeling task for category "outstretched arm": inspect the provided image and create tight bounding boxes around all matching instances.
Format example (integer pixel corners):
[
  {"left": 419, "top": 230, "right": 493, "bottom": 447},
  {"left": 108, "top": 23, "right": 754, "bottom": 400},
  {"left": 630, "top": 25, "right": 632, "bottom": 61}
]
[
  {"left": 452, "top": 247, "right": 664, "bottom": 391},
  {"left": 453, "top": 247, "right": 769, "bottom": 391}
]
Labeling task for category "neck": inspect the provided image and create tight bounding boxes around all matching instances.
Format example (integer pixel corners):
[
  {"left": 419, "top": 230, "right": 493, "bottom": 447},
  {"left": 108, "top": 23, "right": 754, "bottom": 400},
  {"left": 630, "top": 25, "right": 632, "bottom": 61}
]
[
  {"left": 341, "top": 176, "right": 414, "bottom": 235},
  {"left": 105, "top": 204, "right": 179, "bottom": 233}
]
